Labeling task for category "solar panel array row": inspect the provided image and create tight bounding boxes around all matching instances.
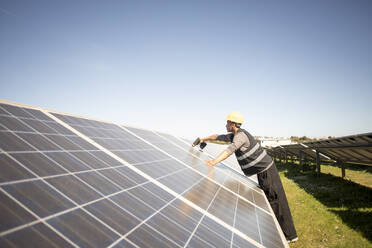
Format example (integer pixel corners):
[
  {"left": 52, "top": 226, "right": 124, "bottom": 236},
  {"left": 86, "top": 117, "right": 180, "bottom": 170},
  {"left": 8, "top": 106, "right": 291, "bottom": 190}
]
[
  {"left": 269, "top": 133, "right": 372, "bottom": 166},
  {"left": 0, "top": 100, "right": 288, "bottom": 248}
]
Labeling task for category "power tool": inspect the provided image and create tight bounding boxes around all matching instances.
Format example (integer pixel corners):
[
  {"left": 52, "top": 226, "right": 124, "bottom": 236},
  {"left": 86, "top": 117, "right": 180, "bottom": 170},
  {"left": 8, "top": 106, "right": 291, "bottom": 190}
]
[{"left": 192, "top": 137, "right": 207, "bottom": 151}]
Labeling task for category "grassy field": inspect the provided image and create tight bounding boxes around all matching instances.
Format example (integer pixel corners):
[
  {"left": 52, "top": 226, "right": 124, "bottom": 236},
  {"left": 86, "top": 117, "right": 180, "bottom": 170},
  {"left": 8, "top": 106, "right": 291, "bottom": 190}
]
[{"left": 275, "top": 159, "right": 372, "bottom": 248}]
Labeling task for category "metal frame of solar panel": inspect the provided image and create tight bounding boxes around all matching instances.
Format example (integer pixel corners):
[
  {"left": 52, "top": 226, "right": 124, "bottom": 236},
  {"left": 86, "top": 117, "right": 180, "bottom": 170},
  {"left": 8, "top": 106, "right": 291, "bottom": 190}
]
[
  {"left": 268, "top": 133, "right": 372, "bottom": 178},
  {"left": 270, "top": 142, "right": 336, "bottom": 163},
  {"left": 271, "top": 134, "right": 372, "bottom": 164},
  {"left": 302, "top": 133, "right": 372, "bottom": 165},
  {"left": 0, "top": 100, "right": 288, "bottom": 248}
]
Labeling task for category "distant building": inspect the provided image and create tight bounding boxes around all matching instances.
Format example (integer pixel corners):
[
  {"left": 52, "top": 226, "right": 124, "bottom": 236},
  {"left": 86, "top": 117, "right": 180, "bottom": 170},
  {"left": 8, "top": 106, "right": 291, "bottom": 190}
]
[{"left": 256, "top": 137, "right": 295, "bottom": 148}]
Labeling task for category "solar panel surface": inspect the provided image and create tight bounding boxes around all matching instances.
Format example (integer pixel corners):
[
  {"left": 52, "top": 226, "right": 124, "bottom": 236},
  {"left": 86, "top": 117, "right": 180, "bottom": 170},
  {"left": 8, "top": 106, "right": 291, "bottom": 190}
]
[{"left": 0, "top": 100, "right": 288, "bottom": 248}]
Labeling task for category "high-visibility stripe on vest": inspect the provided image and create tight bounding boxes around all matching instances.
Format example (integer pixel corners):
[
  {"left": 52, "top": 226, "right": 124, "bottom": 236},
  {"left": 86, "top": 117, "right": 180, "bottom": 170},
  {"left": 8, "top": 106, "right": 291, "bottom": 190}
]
[{"left": 234, "top": 129, "right": 273, "bottom": 175}]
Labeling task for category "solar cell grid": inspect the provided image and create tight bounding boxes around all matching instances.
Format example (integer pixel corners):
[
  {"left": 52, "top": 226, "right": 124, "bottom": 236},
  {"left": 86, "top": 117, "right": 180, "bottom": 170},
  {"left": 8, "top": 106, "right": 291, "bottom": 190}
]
[
  {"left": 46, "top": 175, "right": 102, "bottom": 205},
  {"left": 23, "top": 108, "right": 53, "bottom": 121},
  {"left": 90, "top": 150, "right": 124, "bottom": 166},
  {"left": 0, "top": 115, "right": 34, "bottom": 132},
  {"left": 158, "top": 131, "right": 260, "bottom": 183},
  {"left": 0, "top": 101, "right": 288, "bottom": 248},
  {"left": 130, "top": 128, "right": 242, "bottom": 179},
  {"left": 83, "top": 199, "right": 140, "bottom": 235},
  {"left": 208, "top": 187, "right": 237, "bottom": 226},
  {"left": 0, "top": 107, "right": 9, "bottom": 115},
  {"left": 0, "top": 190, "right": 36, "bottom": 233},
  {"left": 233, "top": 234, "right": 260, "bottom": 248},
  {"left": 1, "top": 161, "right": 155, "bottom": 246},
  {"left": 70, "top": 151, "right": 110, "bottom": 169},
  {"left": 20, "top": 118, "right": 59, "bottom": 134},
  {"left": 75, "top": 171, "right": 121, "bottom": 195},
  {"left": 0, "top": 153, "right": 35, "bottom": 183},
  {"left": 189, "top": 216, "right": 233, "bottom": 248},
  {"left": 16, "top": 132, "right": 61, "bottom": 151},
  {"left": 118, "top": 125, "right": 286, "bottom": 247},
  {"left": 145, "top": 130, "right": 268, "bottom": 210},
  {"left": 0, "top": 111, "right": 105, "bottom": 160},
  {"left": 156, "top": 132, "right": 192, "bottom": 150},
  {"left": 43, "top": 134, "right": 82, "bottom": 150},
  {"left": 257, "top": 212, "right": 284, "bottom": 248},
  {"left": 0, "top": 105, "right": 154, "bottom": 247},
  {"left": 112, "top": 239, "right": 137, "bottom": 248},
  {"left": 3, "top": 180, "right": 75, "bottom": 218},
  {"left": 0, "top": 131, "right": 36, "bottom": 152},
  {"left": 0, "top": 107, "right": 74, "bottom": 140},
  {"left": 147, "top": 211, "right": 193, "bottom": 246},
  {"left": 126, "top": 224, "right": 176, "bottom": 248},
  {"left": 158, "top": 168, "right": 203, "bottom": 194},
  {"left": 47, "top": 208, "right": 120, "bottom": 247},
  {"left": 133, "top": 158, "right": 185, "bottom": 179},
  {"left": 0, "top": 222, "right": 74, "bottom": 248},
  {"left": 0, "top": 104, "right": 35, "bottom": 118},
  {"left": 98, "top": 168, "right": 139, "bottom": 189},
  {"left": 223, "top": 177, "right": 239, "bottom": 193},
  {"left": 45, "top": 152, "right": 91, "bottom": 172},
  {"left": 184, "top": 178, "right": 221, "bottom": 210},
  {"left": 110, "top": 191, "right": 155, "bottom": 221}
]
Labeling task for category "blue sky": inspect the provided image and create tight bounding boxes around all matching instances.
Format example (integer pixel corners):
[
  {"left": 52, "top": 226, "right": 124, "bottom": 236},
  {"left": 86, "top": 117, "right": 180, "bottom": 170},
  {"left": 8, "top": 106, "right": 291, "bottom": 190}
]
[{"left": 1, "top": 0, "right": 371, "bottom": 139}]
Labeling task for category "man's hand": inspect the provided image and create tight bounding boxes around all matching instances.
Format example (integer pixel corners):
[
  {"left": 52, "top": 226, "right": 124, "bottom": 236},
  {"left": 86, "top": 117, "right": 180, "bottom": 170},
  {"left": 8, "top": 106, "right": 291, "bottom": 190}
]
[{"left": 205, "top": 160, "right": 216, "bottom": 166}]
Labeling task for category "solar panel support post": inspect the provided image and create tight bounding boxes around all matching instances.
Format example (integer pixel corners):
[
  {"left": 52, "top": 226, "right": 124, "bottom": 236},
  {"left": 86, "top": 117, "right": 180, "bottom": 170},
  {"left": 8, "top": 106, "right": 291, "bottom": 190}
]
[
  {"left": 299, "top": 151, "right": 303, "bottom": 171},
  {"left": 316, "top": 150, "right": 321, "bottom": 176},
  {"left": 285, "top": 150, "right": 288, "bottom": 165},
  {"left": 340, "top": 160, "right": 345, "bottom": 178}
]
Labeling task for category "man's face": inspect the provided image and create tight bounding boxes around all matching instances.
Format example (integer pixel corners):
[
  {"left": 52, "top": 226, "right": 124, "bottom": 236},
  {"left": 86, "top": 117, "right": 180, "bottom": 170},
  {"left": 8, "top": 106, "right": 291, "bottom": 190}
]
[{"left": 226, "top": 120, "right": 234, "bottom": 132}]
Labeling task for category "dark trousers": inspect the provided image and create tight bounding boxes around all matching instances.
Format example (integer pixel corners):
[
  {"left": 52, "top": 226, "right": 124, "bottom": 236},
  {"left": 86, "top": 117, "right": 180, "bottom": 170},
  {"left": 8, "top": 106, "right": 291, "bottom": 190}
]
[{"left": 257, "top": 163, "right": 297, "bottom": 240}]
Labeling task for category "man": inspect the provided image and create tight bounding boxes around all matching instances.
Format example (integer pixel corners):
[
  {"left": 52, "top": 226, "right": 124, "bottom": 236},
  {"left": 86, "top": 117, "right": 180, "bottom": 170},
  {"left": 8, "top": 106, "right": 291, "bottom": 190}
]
[{"left": 196, "top": 111, "right": 298, "bottom": 243}]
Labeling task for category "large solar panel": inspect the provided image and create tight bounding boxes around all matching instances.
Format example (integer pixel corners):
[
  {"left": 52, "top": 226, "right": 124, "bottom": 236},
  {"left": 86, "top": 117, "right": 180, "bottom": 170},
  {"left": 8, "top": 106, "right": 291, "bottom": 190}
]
[
  {"left": 303, "top": 134, "right": 372, "bottom": 165},
  {"left": 269, "top": 133, "right": 372, "bottom": 166},
  {"left": 150, "top": 132, "right": 270, "bottom": 212},
  {"left": 0, "top": 100, "right": 288, "bottom": 248}
]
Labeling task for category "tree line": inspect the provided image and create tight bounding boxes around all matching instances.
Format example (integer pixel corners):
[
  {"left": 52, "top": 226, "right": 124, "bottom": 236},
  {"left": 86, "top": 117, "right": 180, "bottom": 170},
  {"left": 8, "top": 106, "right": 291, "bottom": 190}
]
[{"left": 289, "top": 136, "right": 335, "bottom": 143}]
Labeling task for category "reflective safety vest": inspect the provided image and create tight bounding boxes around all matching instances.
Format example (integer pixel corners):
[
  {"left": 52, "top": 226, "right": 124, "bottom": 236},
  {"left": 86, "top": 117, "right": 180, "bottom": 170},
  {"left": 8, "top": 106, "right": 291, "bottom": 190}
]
[{"left": 234, "top": 129, "right": 273, "bottom": 176}]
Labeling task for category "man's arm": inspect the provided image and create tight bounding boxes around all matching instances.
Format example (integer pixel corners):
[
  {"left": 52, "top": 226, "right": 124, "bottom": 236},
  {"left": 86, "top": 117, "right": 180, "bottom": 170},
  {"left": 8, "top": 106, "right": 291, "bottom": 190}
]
[
  {"left": 203, "top": 133, "right": 234, "bottom": 166},
  {"left": 198, "top": 133, "right": 234, "bottom": 144},
  {"left": 204, "top": 132, "right": 247, "bottom": 166},
  {"left": 200, "top": 134, "right": 218, "bottom": 143},
  {"left": 205, "top": 150, "right": 231, "bottom": 166},
  {"left": 197, "top": 133, "right": 234, "bottom": 166}
]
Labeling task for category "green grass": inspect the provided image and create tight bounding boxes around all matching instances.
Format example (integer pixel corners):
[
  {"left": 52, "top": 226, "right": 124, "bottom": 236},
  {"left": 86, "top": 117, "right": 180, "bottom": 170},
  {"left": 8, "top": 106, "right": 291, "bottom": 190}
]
[
  {"left": 275, "top": 159, "right": 372, "bottom": 248},
  {"left": 320, "top": 163, "right": 372, "bottom": 189}
]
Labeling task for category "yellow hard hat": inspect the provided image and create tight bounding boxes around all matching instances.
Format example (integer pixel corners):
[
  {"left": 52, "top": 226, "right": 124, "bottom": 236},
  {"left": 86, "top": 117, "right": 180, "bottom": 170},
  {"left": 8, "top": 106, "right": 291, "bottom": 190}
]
[{"left": 225, "top": 111, "right": 244, "bottom": 124}]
